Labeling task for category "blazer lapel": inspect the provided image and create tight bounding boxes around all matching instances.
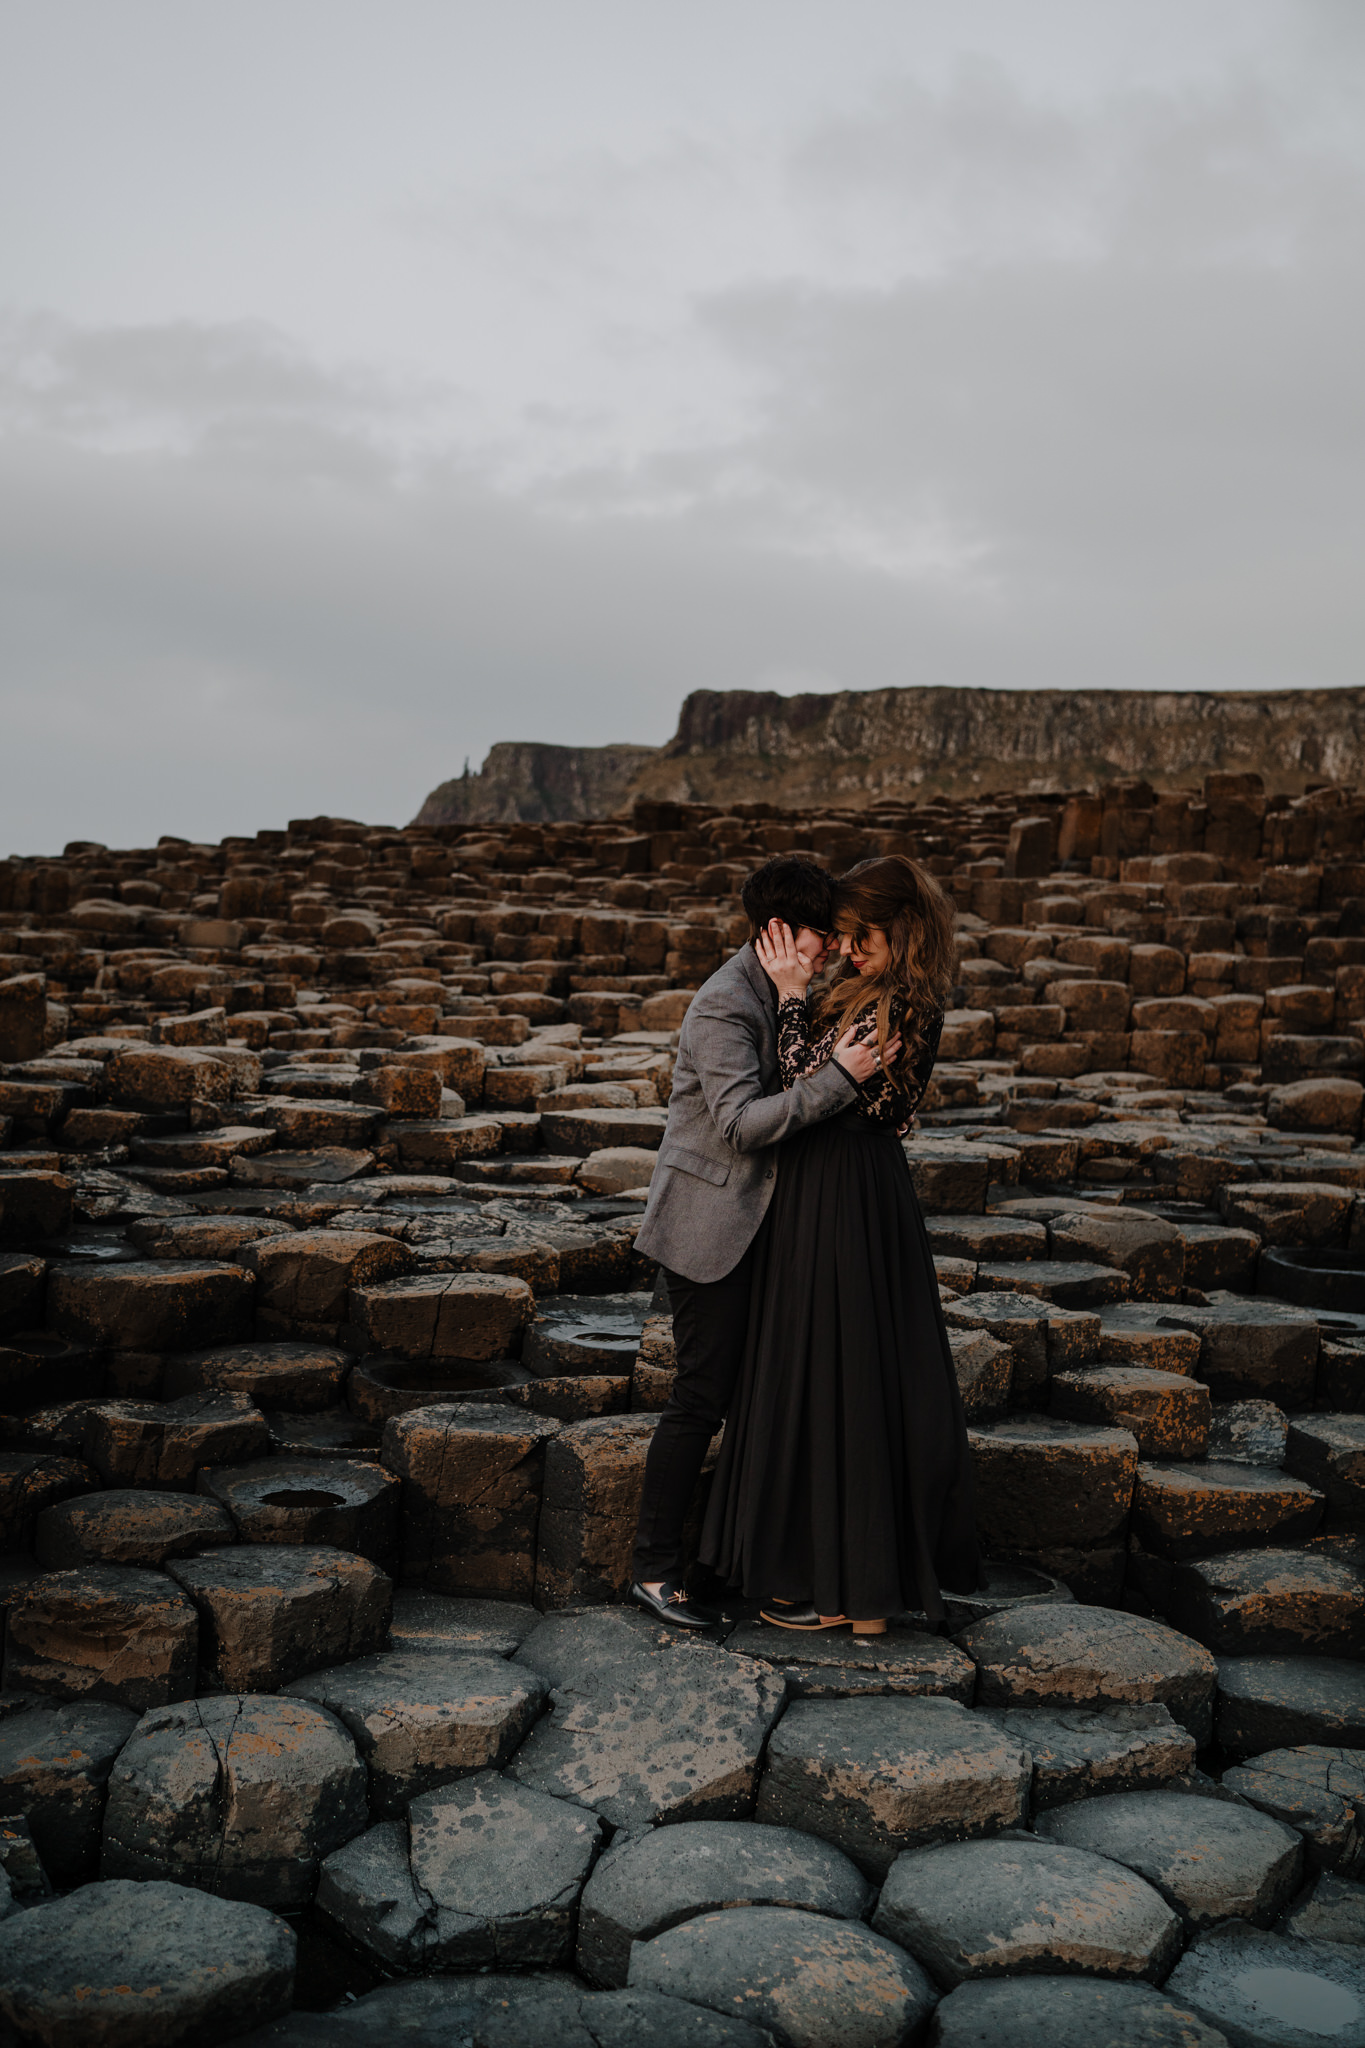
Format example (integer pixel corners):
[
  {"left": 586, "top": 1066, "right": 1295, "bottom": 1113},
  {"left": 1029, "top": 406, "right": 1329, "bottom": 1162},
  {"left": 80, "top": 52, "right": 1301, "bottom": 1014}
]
[{"left": 734, "top": 943, "right": 780, "bottom": 1084}]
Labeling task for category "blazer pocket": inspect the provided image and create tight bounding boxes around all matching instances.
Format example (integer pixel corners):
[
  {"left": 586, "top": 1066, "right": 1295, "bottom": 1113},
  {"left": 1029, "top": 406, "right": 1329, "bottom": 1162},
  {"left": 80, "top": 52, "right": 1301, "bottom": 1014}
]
[{"left": 666, "top": 1145, "right": 731, "bottom": 1187}]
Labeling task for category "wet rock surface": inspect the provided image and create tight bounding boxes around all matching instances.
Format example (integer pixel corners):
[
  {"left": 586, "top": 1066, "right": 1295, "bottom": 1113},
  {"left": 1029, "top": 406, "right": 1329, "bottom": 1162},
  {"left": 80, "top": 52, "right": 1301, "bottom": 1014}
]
[
  {"left": 1036, "top": 1788, "right": 1304, "bottom": 1929},
  {"left": 0, "top": 1696, "right": 137, "bottom": 1883},
  {"left": 1216, "top": 1656, "right": 1365, "bottom": 1755},
  {"left": 959, "top": 1601, "right": 1218, "bottom": 1742},
  {"left": 320, "top": 1770, "right": 602, "bottom": 1970},
  {"left": 1164, "top": 1922, "right": 1365, "bottom": 2048},
  {"left": 284, "top": 1647, "right": 545, "bottom": 1815},
  {"left": 872, "top": 1833, "right": 1183, "bottom": 1987},
  {"left": 628, "top": 1903, "right": 936, "bottom": 2048},
  {"left": 508, "top": 1611, "right": 786, "bottom": 1830},
  {"left": 755, "top": 1694, "right": 1030, "bottom": 1878},
  {"left": 926, "top": 1977, "right": 1233, "bottom": 2046},
  {"left": 1222, "top": 1745, "right": 1365, "bottom": 1872},
  {"left": 3, "top": 774, "right": 1365, "bottom": 2035},
  {"left": 0, "top": 1876, "right": 294, "bottom": 2046},
  {"left": 101, "top": 1693, "right": 368, "bottom": 1905},
  {"left": 576, "top": 1818, "right": 871, "bottom": 1987}
]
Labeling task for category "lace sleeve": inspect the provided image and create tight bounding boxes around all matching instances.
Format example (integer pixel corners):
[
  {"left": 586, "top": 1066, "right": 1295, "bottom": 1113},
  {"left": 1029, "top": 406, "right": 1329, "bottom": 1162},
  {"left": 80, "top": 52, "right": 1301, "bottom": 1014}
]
[
  {"left": 776, "top": 995, "right": 828, "bottom": 1086},
  {"left": 892, "top": 1006, "right": 945, "bottom": 1135}
]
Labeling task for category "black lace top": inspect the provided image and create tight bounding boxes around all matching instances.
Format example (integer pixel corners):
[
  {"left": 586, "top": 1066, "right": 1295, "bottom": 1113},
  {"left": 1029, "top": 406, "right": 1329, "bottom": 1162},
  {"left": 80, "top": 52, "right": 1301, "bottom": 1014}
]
[{"left": 776, "top": 992, "right": 944, "bottom": 1136}]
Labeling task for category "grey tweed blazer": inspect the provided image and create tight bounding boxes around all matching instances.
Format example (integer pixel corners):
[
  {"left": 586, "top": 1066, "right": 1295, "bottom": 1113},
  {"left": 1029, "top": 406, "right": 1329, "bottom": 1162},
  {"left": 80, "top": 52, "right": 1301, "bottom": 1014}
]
[{"left": 635, "top": 943, "right": 857, "bottom": 1284}]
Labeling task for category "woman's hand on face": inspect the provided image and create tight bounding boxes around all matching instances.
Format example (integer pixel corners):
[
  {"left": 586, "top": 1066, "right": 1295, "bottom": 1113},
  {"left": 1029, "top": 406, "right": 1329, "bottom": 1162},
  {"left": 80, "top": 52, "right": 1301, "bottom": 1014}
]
[
  {"left": 756, "top": 920, "right": 813, "bottom": 1001},
  {"left": 834, "top": 1028, "right": 902, "bottom": 1085}
]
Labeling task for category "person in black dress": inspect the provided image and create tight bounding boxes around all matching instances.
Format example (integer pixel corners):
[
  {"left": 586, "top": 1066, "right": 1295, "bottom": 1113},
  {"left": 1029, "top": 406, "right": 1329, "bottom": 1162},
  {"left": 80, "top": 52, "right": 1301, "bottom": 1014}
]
[{"left": 699, "top": 854, "right": 981, "bottom": 1635}]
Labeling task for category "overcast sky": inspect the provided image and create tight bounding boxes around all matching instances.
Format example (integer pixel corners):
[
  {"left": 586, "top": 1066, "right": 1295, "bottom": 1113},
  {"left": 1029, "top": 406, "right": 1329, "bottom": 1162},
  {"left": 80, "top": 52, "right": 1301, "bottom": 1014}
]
[{"left": 3, "top": 1, "right": 1363, "bottom": 854}]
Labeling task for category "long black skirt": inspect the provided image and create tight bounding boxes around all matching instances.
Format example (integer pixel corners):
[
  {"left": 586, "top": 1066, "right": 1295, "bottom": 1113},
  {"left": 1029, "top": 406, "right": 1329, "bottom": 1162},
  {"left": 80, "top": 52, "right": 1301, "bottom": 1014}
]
[{"left": 699, "top": 1108, "right": 981, "bottom": 1625}]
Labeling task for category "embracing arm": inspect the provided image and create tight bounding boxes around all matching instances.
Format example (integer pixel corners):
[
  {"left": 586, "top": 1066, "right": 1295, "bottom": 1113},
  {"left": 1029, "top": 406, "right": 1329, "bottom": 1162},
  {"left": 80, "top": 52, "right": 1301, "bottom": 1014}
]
[
  {"left": 688, "top": 985, "right": 856, "bottom": 1155},
  {"left": 776, "top": 994, "right": 833, "bottom": 1084}
]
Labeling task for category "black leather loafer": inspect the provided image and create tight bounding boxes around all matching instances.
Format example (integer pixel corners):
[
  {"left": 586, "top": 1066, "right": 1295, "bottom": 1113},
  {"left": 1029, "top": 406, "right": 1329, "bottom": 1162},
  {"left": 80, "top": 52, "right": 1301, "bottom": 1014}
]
[{"left": 629, "top": 1578, "right": 717, "bottom": 1630}]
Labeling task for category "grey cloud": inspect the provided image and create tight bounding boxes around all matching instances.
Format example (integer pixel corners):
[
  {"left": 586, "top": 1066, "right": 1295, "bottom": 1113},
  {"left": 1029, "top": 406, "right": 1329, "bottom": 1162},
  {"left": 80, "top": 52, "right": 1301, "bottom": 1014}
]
[{"left": 3, "top": 28, "right": 1364, "bottom": 855}]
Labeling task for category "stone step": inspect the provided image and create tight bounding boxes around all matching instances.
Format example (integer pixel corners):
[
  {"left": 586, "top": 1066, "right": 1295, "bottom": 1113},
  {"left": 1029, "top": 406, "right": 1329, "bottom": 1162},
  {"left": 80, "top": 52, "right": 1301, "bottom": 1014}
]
[
  {"left": 1167, "top": 1545, "right": 1365, "bottom": 1659},
  {"left": 1131, "top": 1460, "right": 1325, "bottom": 1559},
  {"left": 1036, "top": 1787, "right": 1304, "bottom": 1930},
  {"left": 1050, "top": 1366, "right": 1210, "bottom": 1460},
  {"left": 1286, "top": 1415, "right": 1365, "bottom": 1527},
  {"left": 577, "top": 1820, "right": 871, "bottom": 1989},
  {"left": 957, "top": 1599, "right": 1217, "bottom": 1744},
  {"left": 1216, "top": 1656, "right": 1365, "bottom": 1755},
  {"left": 101, "top": 1693, "right": 367, "bottom": 1907}
]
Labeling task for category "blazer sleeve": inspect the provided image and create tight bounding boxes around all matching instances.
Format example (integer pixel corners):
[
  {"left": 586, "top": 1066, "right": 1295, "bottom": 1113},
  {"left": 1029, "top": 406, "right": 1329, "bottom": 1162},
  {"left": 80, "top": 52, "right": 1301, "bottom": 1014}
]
[{"left": 687, "top": 982, "right": 857, "bottom": 1155}]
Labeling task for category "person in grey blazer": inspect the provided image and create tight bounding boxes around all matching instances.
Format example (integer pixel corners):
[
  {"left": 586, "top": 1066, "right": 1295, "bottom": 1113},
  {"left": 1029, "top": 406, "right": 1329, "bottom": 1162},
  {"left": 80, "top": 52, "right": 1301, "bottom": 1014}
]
[{"left": 630, "top": 855, "right": 886, "bottom": 1627}]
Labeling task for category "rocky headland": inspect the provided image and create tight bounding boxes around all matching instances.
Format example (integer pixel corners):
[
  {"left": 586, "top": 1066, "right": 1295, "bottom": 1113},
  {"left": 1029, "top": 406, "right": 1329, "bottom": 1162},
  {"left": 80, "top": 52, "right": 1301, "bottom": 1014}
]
[{"left": 416, "top": 684, "right": 1365, "bottom": 825}]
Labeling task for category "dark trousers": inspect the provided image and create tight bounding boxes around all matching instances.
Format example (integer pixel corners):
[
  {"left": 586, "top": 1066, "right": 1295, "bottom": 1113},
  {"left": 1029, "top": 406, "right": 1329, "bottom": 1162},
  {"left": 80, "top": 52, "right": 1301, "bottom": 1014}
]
[{"left": 631, "top": 1227, "right": 763, "bottom": 1583}]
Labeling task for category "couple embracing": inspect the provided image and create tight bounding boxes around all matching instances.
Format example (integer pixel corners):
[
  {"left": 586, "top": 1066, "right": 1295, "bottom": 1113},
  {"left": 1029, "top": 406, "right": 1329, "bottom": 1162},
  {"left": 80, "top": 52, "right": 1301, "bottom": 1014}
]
[{"left": 631, "top": 851, "right": 981, "bottom": 1637}]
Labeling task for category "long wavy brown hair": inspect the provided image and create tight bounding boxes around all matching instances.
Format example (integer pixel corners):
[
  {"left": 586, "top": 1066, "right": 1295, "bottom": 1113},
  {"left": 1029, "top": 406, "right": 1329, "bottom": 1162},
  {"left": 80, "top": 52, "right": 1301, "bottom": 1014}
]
[{"left": 814, "top": 855, "right": 956, "bottom": 1088}]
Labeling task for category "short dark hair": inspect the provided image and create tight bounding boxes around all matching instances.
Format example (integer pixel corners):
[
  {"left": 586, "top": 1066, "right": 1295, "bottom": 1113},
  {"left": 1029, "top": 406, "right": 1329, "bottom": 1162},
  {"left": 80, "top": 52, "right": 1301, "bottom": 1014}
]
[{"left": 741, "top": 855, "right": 835, "bottom": 940}]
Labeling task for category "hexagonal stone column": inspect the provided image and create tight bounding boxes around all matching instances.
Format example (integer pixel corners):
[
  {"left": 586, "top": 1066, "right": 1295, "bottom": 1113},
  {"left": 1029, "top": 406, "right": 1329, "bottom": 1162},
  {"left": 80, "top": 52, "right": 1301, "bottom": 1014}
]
[
  {"left": 47, "top": 1259, "right": 255, "bottom": 1352},
  {"left": 978, "top": 1702, "right": 1195, "bottom": 1811},
  {"left": 83, "top": 1393, "right": 271, "bottom": 1490},
  {"left": 958, "top": 1600, "right": 1218, "bottom": 1743},
  {"left": 383, "top": 1405, "right": 557, "bottom": 1600},
  {"left": 199, "top": 1457, "right": 400, "bottom": 1560},
  {"left": 723, "top": 1620, "right": 975, "bottom": 1702},
  {"left": 1168, "top": 1546, "right": 1365, "bottom": 1658},
  {"left": 928, "top": 1978, "right": 1230, "bottom": 2048},
  {"left": 872, "top": 1835, "right": 1182, "bottom": 1986},
  {"left": 0, "top": 1698, "right": 137, "bottom": 1884},
  {"left": 1222, "top": 1746, "right": 1365, "bottom": 1871},
  {"left": 0, "top": 1877, "right": 293, "bottom": 2047},
  {"left": 4, "top": 1565, "right": 198, "bottom": 1711},
  {"left": 1046, "top": 1207, "right": 1186, "bottom": 1300},
  {"left": 318, "top": 1772, "right": 602, "bottom": 1971},
  {"left": 969, "top": 1417, "right": 1138, "bottom": 1552},
  {"left": 162, "top": 1340, "right": 349, "bottom": 1413},
  {"left": 476, "top": 1986, "right": 776, "bottom": 2048},
  {"left": 352, "top": 1272, "right": 533, "bottom": 1361},
  {"left": 348, "top": 1354, "right": 530, "bottom": 1425},
  {"left": 522, "top": 1293, "right": 648, "bottom": 1377},
  {"left": 285, "top": 1650, "right": 546, "bottom": 1817},
  {"left": 628, "top": 1905, "right": 936, "bottom": 2048},
  {"left": 1216, "top": 1656, "right": 1365, "bottom": 1755},
  {"left": 102, "top": 1694, "right": 367, "bottom": 1907},
  {"left": 0, "top": 1452, "right": 95, "bottom": 1547},
  {"left": 245, "top": 1229, "right": 415, "bottom": 1342},
  {"left": 34, "top": 1489, "right": 234, "bottom": 1570},
  {"left": 168, "top": 1544, "right": 390, "bottom": 1691},
  {"left": 1037, "top": 1788, "right": 1304, "bottom": 1929},
  {"left": 233, "top": 1971, "right": 770, "bottom": 2045},
  {"left": 1287, "top": 1416, "right": 1365, "bottom": 1527},
  {"left": 1161, "top": 1299, "right": 1320, "bottom": 1406},
  {"left": 534, "top": 1413, "right": 664, "bottom": 1607},
  {"left": 1284, "top": 1872, "right": 1365, "bottom": 1945},
  {"left": 1164, "top": 1922, "right": 1365, "bottom": 2048},
  {"left": 755, "top": 1696, "right": 1029, "bottom": 1879},
  {"left": 1050, "top": 1366, "right": 1210, "bottom": 1460},
  {"left": 509, "top": 1610, "right": 786, "bottom": 1830},
  {"left": 1222, "top": 1180, "right": 1353, "bottom": 1247},
  {"left": 577, "top": 1819, "right": 871, "bottom": 1987},
  {"left": 1132, "top": 1460, "right": 1324, "bottom": 1558},
  {"left": 387, "top": 1588, "right": 540, "bottom": 1659}
]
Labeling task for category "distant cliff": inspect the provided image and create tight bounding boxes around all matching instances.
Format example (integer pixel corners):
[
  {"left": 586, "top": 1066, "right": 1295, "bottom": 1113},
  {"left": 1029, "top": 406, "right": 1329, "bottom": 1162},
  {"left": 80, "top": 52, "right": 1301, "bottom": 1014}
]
[
  {"left": 413, "top": 742, "right": 659, "bottom": 826},
  {"left": 413, "top": 685, "right": 1365, "bottom": 823}
]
